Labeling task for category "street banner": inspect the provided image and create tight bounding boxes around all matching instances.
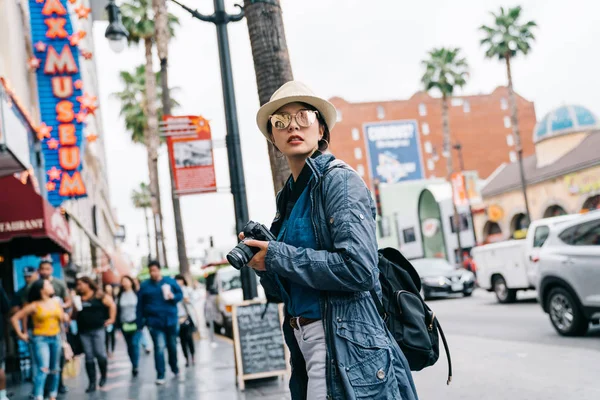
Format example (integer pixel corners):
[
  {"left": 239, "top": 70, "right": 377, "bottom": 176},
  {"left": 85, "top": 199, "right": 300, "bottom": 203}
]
[
  {"left": 164, "top": 116, "right": 216, "bottom": 195},
  {"left": 364, "top": 120, "right": 424, "bottom": 185},
  {"left": 451, "top": 172, "right": 468, "bottom": 207}
]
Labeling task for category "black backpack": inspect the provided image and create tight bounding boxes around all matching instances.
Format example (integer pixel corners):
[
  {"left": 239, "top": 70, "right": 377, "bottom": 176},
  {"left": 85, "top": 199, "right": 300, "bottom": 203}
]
[{"left": 369, "top": 247, "right": 453, "bottom": 385}]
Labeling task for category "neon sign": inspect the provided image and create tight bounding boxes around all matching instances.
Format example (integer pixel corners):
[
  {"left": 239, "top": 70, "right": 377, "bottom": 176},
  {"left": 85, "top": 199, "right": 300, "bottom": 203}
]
[{"left": 29, "top": 0, "right": 89, "bottom": 206}]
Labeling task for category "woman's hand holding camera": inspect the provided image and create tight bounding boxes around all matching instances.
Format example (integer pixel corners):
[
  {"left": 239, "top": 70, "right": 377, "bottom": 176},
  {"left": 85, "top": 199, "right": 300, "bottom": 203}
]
[{"left": 238, "top": 232, "right": 269, "bottom": 272}]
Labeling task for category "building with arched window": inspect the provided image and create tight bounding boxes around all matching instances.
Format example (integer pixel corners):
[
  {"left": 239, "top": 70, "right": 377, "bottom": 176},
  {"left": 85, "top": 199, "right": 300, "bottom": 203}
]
[{"left": 475, "top": 104, "right": 600, "bottom": 243}]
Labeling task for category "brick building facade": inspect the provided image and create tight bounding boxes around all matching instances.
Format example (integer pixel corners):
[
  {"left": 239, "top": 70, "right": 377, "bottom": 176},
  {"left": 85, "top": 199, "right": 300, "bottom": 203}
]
[{"left": 328, "top": 86, "right": 537, "bottom": 190}]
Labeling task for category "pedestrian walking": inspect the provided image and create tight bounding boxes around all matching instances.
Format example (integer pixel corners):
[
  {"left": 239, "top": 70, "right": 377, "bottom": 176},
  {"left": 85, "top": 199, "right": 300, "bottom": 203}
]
[
  {"left": 0, "top": 285, "right": 10, "bottom": 400},
  {"left": 136, "top": 261, "right": 183, "bottom": 385},
  {"left": 74, "top": 277, "right": 116, "bottom": 393},
  {"left": 174, "top": 275, "right": 197, "bottom": 367},
  {"left": 10, "top": 280, "right": 68, "bottom": 400},
  {"left": 244, "top": 81, "right": 419, "bottom": 399},
  {"left": 133, "top": 278, "right": 152, "bottom": 355},
  {"left": 36, "top": 261, "right": 71, "bottom": 395},
  {"left": 116, "top": 276, "right": 141, "bottom": 376},
  {"left": 103, "top": 284, "right": 116, "bottom": 358}
]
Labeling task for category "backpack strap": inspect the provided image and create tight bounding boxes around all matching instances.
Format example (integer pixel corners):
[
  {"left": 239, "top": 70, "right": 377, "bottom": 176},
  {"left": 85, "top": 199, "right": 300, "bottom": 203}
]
[
  {"left": 435, "top": 319, "right": 453, "bottom": 385},
  {"left": 369, "top": 289, "right": 387, "bottom": 321}
]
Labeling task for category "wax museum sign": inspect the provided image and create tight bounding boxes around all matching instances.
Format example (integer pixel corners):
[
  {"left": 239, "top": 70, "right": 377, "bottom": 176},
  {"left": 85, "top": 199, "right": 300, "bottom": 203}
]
[{"left": 28, "top": 0, "right": 93, "bottom": 206}]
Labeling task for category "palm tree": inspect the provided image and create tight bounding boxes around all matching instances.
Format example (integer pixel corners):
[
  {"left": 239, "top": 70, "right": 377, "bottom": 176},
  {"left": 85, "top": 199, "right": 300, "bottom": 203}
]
[
  {"left": 151, "top": 0, "right": 190, "bottom": 278},
  {"left": 131, "top": 182, "right": 153, "bottom": 260},
  {"left": 480, "top": 5, "right": 537, "bottom": 225},
  {"left": 421, "top": 47, "right": 469, "bottom": 263},
  {"left": 120, "top": 0, "right": 179, "bottom": 266},
  {"left": 243, "top": 0, "right": 293, "bottom": 193},
  {"left": 113, "top": 65, "right": 178, "bottom": 144},
  {"left": 114, "top": 64, "right": 178, "bottom": 258}
]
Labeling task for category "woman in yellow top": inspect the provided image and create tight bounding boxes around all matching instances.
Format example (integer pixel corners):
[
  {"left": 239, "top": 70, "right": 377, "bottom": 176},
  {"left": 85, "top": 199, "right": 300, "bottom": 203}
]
[{"left": 11, "top": 279, "right": 68, "bottom": 400}]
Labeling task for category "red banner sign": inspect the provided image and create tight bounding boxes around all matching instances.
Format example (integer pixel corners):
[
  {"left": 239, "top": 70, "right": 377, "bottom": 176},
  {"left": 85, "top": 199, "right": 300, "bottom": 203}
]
[{"left": 164, "top": 116, "right": 216, "bottom": 195}]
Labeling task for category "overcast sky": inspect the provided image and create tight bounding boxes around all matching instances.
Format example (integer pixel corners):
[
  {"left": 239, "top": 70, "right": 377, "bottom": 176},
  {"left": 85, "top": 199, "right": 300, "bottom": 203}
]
[{"left": 92, "top": 0, "right": 600, "bottom": 268}]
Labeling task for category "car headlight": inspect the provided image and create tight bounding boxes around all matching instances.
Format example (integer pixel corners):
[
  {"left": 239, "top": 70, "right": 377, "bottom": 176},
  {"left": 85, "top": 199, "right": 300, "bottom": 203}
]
[{"left": 423, "top": 277, "right": 448, "bottom": 286}]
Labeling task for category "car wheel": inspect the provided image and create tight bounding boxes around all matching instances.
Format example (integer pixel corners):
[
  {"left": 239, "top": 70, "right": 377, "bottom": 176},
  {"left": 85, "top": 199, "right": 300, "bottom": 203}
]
[
  {"left": 493, "top": 276, "right": 517, "bottom": 303},
  {"left": 547, "top": 287, "right": 589, "bottom": 337},
  {"left": 463, "top": 291, "right": 473, "bottom": 297}
]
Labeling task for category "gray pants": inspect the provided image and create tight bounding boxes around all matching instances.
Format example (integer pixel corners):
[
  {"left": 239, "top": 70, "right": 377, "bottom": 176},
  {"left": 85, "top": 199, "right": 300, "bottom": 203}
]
[
  {"left": 293, "top": 321, "right": 327, "bottom": 399},
  {"left": 80, "top": 328, "right": 107, "bottom": 362}
]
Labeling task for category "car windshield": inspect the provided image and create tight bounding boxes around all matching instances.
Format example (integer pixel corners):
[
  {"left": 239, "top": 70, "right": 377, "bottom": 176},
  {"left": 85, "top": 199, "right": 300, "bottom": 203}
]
[
  {"left": 219, "top": 268, "right": 242, "bottom": 292},
  {"left": 411, "top": 258, "right": 455, "bottom": 275}
]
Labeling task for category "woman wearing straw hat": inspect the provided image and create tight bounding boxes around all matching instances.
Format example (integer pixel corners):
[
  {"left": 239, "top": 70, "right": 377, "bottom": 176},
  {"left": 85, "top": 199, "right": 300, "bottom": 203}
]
[{"left": 241, "top": 81, "right": 419, "bottom": 400}]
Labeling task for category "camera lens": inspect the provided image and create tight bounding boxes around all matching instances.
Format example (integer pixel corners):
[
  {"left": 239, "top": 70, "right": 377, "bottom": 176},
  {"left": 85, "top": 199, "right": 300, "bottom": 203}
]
[{"left": 226, "top": 242, "right": 256, "bottom": 270}]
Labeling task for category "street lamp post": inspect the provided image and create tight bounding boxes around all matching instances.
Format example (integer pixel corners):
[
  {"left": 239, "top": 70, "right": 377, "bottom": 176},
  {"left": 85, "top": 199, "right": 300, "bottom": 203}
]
[
  {"left": 169, "top": 0, "right": 257, "bottom": 300},
  {"left": 453, "top": 143, "right": 478, "bottom": 246},
  {"left": 104, "top": 0, "right": 128, "bottom": 53}
]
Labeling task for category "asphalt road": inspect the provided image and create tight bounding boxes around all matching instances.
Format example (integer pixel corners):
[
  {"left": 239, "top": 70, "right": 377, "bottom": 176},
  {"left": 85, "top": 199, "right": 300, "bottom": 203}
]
[{"left": 412, "top": 289, "right": 600, "bottom": 400}]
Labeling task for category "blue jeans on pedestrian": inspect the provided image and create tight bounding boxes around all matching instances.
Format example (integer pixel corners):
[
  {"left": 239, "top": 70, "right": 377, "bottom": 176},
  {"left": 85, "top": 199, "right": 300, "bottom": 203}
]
[
  {"left": 122, "top": 330, "right": 141, "bottom": 369},
  {"left": 31, "top": 334, "right": 61, "bottom": 399},
  {"left": 149, "top": 325, "right": 179, "bottom": 379}
]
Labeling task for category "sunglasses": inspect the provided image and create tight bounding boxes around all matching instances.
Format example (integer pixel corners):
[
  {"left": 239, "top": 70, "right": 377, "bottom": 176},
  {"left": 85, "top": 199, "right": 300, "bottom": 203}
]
[{"left": 269, "top": 109, "right": 319, "bottom": 130}]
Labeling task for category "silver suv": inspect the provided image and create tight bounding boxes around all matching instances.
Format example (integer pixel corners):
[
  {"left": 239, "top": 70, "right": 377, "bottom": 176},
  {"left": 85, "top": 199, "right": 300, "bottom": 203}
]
[{"left": 537, "top": 211, "right": 600, "bottom": 336}]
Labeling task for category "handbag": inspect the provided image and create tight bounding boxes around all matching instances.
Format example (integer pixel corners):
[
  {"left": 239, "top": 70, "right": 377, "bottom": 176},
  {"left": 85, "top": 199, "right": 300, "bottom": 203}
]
[
  {"left": 66, "top": 331, "right": 84, "bottom": 356},
  {"left": 122, "top": 321, "right": 138, "bottom": 333}
]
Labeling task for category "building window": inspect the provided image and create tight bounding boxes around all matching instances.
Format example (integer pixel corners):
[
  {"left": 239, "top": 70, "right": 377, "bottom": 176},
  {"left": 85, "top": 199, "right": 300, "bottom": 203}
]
[
  {"left": 504, "top": 116, "right": 511, "bottom": 128},
  {"left": 356, "top": 164, "right": 365, "bottom": 177},
  {"left": 463, "top": 100, "right": 470, "bottom": 113},
  {"left": 500, "top": 98, "right": 508, "bottom": 110},
  {"left": 336, "top": 109, "right": 342, "bottom": 122},
  {"left": 352, "top": 128, "right": 360, "bottom": 141},
  {"left": 509, "top": 151, "right": 517, "bottom": 162},
  {"left": 354, "top": 147, "right": 363, "bottom": 160},
  {"left": 422, "top": 122, "right": 430, "bottom": 135},
  {"left": 506, "top": 134, "right": 514, "bottom": 146},
  {"left": 424, "top": 141, "right": 432, "bottom": 154},
  {"left": 450, "top": 213, "right": 470, "bottom": 233},
  {"left": 427, "top": 159, "right": 435, "bottom": 171},
  {"left": 451, "top": 98, "right": 463, "bottom": 107},
  {"left": 418, "top": 103, "right": 427, "bottom": 116},
  {"left": 403, "top": 227, "right": 416, "bottom": 243},
  {"left": 377, "top": 105, "right": 385, "bottom": 119}
]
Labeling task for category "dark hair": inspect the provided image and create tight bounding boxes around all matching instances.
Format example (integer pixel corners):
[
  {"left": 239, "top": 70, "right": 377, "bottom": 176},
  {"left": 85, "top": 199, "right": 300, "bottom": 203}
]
[
  {"left": 120, "top": 275, "right": 137, "bottom": 292},
  {"left": 175, "top": 274, "right": 188, "bottom": 286},
  {"left": 77, "top": 276, "right": 98, "bottom": 293},
  {"left": 267, "top": 102, "right": 331, "bottom": 152},
  {"left": 148, "top": 260, "right": 161, "bottom": 270},
  {"left": 28, "top": 279, "right": 46, "bottom": 303},
  {"left": 38, "top": 260, "right": 52, "bottom": 270}
]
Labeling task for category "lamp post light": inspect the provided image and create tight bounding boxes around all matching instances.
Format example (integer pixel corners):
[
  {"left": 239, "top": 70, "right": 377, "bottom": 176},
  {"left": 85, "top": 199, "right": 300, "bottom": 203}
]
[
  {"left": 453, "top": 143, "right": 478, "bottom": 245},
  {"left": 104, "top": 0, "right": 129, "bottom": 53}
]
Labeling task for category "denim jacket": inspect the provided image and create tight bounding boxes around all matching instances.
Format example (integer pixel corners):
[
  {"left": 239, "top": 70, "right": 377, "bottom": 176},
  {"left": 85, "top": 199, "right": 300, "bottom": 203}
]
[{"left": 260, "top": 154, "right": 419, "bottom": 400}]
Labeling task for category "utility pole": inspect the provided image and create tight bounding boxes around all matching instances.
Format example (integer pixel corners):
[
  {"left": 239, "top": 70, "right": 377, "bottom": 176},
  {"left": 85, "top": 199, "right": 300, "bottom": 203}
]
[
  {"left": 170, "top": 0, "right": 257, "bottom": 299},
  {"left": 454, "top": 143, "right": 478, "bottom": 245}
]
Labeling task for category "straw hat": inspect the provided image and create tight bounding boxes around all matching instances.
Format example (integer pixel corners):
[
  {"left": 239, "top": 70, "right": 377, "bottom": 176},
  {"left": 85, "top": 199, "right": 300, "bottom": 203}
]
[{"left": 256, "top": 81, "right": 337, "bottom": 142}]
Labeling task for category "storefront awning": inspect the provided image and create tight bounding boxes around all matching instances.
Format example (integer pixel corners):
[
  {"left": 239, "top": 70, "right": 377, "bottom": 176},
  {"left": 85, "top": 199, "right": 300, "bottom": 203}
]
[{"left": 0, "top": 175, "right": 72, "bottom": 256}]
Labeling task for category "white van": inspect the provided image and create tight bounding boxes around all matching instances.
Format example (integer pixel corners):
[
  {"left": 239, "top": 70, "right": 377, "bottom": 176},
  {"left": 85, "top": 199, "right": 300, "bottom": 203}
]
[{"left": 473, "top": 215, "right": 579, "bottom": 303}]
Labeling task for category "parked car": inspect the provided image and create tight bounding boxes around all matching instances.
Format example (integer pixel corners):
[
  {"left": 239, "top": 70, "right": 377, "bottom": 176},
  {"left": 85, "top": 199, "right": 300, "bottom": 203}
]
[
  {"left": 204, "top": 264, "right": 265, "bottom": 337},
  {"left": 411, "top": 258, "right": 476, "bottom": 300},
  {"left": 472, "top": 215, "right": 579, "bottom": 303},
  {"left": 537, "top": 211, "right": 600, "bottom": 336}
]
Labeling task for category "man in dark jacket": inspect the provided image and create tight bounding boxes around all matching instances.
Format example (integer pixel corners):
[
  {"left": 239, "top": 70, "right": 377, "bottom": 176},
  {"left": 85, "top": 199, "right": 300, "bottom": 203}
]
[{"left": 136, "top": 261, "right": 183, "bottom": 385}]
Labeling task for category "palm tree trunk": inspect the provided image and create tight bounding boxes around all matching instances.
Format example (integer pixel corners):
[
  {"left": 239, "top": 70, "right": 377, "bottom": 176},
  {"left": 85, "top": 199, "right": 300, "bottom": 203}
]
[
  {"left": 143, "top": 206, "right": 153, "bottom": 261},
  {"left": 152, "top": 0, "right": 190, "bottom": 278},
  {"left": 442, "top": 95, "right": 463, "bottom": 264},
  {"left": 143, "top": 38, "right": 166, "bottom": 266},
  {"left": 505, "top": 53, "right": 531, "bottom": 225},
  {"left": 244, "top": 0, "right": 293, "bottom": 193}
]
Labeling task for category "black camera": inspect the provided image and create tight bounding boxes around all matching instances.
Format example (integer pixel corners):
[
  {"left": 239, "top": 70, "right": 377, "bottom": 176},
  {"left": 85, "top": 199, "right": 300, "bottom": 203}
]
[{"left": 227, "top": 221, "right": 276, "bottom": 270}]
